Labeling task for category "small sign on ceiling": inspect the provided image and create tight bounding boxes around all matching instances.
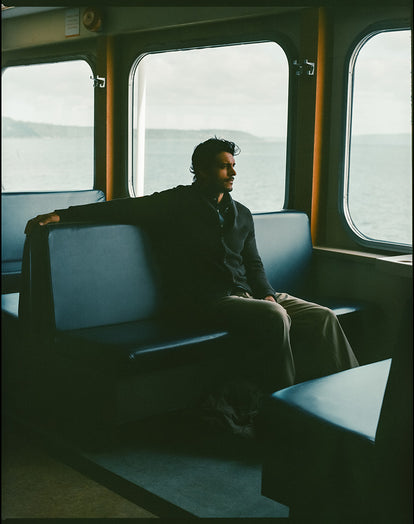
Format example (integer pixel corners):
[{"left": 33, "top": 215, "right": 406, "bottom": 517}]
[{"left": 65, "top": 8, "right": 80, "bottom": 38}]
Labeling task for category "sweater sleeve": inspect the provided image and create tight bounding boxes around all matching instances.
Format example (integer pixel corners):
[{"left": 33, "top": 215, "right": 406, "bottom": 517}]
[
  {"left": 242, "top": 216, "right": 276, "bottom": 299},
  {"left": 56, "top": 197, "right": 140, "bottom": 224},
  {"left": 55, "top": 190, "right": 170, "bottom": 225}
]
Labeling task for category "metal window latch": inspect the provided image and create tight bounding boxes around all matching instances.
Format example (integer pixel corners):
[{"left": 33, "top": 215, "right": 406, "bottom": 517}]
[
  {"left": 293, "top": 59, "right": 315, "bottom": 77},
  {"left": 90, "top": 75, "right": 106, "bottom": 88}
]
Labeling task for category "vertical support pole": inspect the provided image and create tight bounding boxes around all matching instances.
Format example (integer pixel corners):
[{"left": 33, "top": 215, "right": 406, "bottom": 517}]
[{"left": 311, "top": 7, "right": 328, "bottom": 245}]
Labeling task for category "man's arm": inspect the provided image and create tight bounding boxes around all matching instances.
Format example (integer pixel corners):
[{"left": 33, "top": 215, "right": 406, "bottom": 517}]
[
  {"left": 24, "top": 192, "right": 164, "bottom": 235},
  {"left": 25, "top": 197, "right": 144, "bottom": 235}
]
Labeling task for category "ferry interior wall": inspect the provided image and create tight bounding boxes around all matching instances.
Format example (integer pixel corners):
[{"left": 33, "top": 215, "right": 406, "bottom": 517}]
[{"left": 1, "top": 1, "right": 412, "bottom": 521}]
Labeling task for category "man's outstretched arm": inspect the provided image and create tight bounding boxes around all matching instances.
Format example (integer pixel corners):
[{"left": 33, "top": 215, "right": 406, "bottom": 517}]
[
  {"left": 24, "top": 198, "right": 131, "bottom": 235},
  {"left": 24, "top": 189, "right": 173, "bottom": 235}
]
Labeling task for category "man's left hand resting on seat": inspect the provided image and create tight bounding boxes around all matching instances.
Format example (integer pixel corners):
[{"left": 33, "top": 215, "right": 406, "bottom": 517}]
[{"left": 25, "top": 212, "right": 60, "bottom": 235}]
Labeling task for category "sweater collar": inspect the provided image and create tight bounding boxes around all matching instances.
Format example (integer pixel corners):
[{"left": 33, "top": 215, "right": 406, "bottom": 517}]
[
  {"left": 191, "top": 181, "right": 231, "bottom": 205},
  {"left": 191, "top": 182, "right": 238, "bottom": 222}
]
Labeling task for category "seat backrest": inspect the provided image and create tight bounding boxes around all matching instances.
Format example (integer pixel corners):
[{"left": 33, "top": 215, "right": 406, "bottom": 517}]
[
  {"left": 20, "top": 211, "right": 313, "bottom": 333},
  {"left": 20, "top": 222, "right": 161, "bottom": 333},
  {"left": 1, "top": 190, "right": 106, "bottom": 283},
  {"left": 253, "top": 211, "right": 313, "bottom": 295}
]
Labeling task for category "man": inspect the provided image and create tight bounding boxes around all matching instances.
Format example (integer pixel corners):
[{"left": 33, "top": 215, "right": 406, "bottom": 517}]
[{"left": 25, "top": 137, "right": 358, "bottom": 392}]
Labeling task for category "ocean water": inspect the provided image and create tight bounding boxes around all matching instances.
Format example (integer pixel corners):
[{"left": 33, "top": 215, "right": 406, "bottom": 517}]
[
  {"left": 347, "top": 140, "right": 412, "bottom": 245},
  {"left": 2, "top": 134, "right": 412, "bottom": 245}
]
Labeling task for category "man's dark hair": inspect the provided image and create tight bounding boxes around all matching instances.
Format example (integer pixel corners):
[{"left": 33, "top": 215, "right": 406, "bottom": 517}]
[{"left": 190, "top": 137, "right": 240, "bottom": 180}]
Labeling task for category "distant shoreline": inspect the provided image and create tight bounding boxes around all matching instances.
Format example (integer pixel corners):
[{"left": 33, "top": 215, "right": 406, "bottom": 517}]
[{"left": 2, "top": 116, "right": 411, "bottom": 145}]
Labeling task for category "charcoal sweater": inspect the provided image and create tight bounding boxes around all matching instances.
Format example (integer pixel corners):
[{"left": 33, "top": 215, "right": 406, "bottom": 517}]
[{"left": 55, "top": 184, "right": 275, "bottom": 304}]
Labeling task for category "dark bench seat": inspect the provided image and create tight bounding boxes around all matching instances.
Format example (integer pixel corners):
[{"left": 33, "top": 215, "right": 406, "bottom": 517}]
[
  {"left": 260, "top": 360, "right": 391, "bottom": 519},
  {"left": 260, "top": 311, "right": 412, "bottom": 522},
  {"left": 4, "top": 210, "right": 368, "bottom": 429},
  {"left": 1, "top": 190, "right": 105, "bottom": 380},
  {"left": 254, "top": 211, "right": 366, "bottom": 353},
  {"left": 15, "top": 222, "right": 234, "bottom": 426},
  {"left": 1, "top": 190, "right": 105, "bottom": 293}
]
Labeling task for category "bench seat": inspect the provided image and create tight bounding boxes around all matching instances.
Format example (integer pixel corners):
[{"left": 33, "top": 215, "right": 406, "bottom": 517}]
[
  {"left": 1, "top": 190, "right": 105, "bottom": 293},
  {"left": 260, "top": 304, "right": 412, "bottom": 522},
  {"left": 4, "top": 210, "right": 371, "bottom": 428},
  {"left": 262, "top": 358, "right": 391, "bottom": 444},
  {"left": 260, "top": 359, "right": 393, "bottom": 519}
]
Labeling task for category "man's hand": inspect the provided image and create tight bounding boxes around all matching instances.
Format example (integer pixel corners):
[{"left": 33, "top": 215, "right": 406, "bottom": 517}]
[
  {"left": 24, "top": 212, "right": 60, "bottom": 235},
  {"left": 264, "top": 295, "right": 277, "bottom": 303}
]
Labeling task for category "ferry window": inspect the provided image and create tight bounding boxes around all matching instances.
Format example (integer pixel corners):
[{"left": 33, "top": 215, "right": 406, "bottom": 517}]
[
  {"left": 130, "top": 42, "right": 289, "bottom": 213},
  {"left": 1, "top": 60, "right": 94, "bottom": 192},
  {"left": 345, "top": 30, "right": 412, "bottom": 246}
]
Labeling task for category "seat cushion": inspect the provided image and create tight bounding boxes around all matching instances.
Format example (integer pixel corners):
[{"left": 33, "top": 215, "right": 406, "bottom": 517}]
[
  {"left": 267, "top": 359, "right": 391, "bottom": 442},
  {"left": 1, "top": 260, "right": 22, "bottom": 276},
  {"left": 54, "top": 319, "right": 231, "bottom": 373},
  {"left": 304, "top": 296, "right": 364, "bottom": 317},
  {"left": 260, "top": 359, "right": 392, "bottom": 509}
]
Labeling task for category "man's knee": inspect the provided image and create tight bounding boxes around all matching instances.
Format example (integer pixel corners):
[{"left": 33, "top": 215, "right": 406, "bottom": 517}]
[
  {"left": 306, "top": 304, "right": 338, "bottom": 327},
  {"left": 259, "top": 300, "right": 291, "bottom": 333},
  {"left": 320, "top": 306, "right": 341, "bottom": 329}
]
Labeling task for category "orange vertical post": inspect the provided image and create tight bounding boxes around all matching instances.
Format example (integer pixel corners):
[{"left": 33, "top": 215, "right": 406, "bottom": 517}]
[{"left": 311, "top": 7, "right": 327, "bottom": 244}]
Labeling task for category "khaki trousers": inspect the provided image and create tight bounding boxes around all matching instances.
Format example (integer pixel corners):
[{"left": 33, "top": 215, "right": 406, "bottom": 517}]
[{"left": 207, "top": 292, "right": 359, "bottom": 392}]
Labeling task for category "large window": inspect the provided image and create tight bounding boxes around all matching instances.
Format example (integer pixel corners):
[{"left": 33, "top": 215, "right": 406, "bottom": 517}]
[
  {"left": 345, "top": 30, "right": 412, "bottom": 247},
  {"left": 129, "top": 42, "right": 289, "bottom": 213},
  {"left": 1, "top": 60, "right": 94, "bottom": 192}
]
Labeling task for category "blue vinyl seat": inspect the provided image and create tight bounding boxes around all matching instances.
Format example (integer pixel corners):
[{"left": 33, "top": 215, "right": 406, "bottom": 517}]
[
  {"left": 254, "top": 211, "right": 365, "bottom": 315},
  {"left": 260, "top": 302, "right": 412, "bottom": 522},
  {"left": 254, "top": 211, "right": 368, "bottom": 359},
  {"left": 1, "top": 190, "right": 105, "bottom": 293},
  {"left": 16, "top": 222, "right": 232, "bottom": 426},
  {"left": 4, "top": 210, "right": 374, "bottom": 430}
]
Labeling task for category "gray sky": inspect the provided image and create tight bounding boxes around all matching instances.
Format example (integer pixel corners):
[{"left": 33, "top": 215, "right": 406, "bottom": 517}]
[
  {"left": 351, "top": 30, "right": 411, "bottom": 136},
  {"left": 137, "top": 42, "right": 289, "bottom": 139},
  {"left": 2, "top": 59, "right": 94, "bottom": 127},
  {"left": 2, "top": 31, "right": 411, "bottom": 138}
]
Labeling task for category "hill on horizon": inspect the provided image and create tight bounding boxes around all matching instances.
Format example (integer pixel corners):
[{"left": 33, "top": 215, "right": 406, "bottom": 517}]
[
  {"left": 2, "top": 117, "right": 261, "bottom": 141},
  {"left": 2, "top": 117, "right": 410, "bottom": 145},
  {"left": 2, "top": 116, "right": 93, "bottom": 138}
]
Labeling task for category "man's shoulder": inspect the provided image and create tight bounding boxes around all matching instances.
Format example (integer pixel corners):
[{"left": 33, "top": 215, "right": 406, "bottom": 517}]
[
  {"left": 153, "top": 184, "right": 192, "bottom": 196},
  {"left": 143, "top": 184, "right": 193, "bottom": 201},
  {"left": 233, "top": 198, "right": 253, "bottom": 217}
]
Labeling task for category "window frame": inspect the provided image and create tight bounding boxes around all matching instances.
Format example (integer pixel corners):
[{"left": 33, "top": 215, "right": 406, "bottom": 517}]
[
  {"left": 340, "top": 24, "right": 412, "bottom": 253},
  {"left": 127, "top": 38, "right": 295, "bottom": 214}
]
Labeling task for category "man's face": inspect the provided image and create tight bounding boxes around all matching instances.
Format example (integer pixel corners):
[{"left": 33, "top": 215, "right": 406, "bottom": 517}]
[{"left": 201, "top": 151, "right": 237, "bottom": 194}]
